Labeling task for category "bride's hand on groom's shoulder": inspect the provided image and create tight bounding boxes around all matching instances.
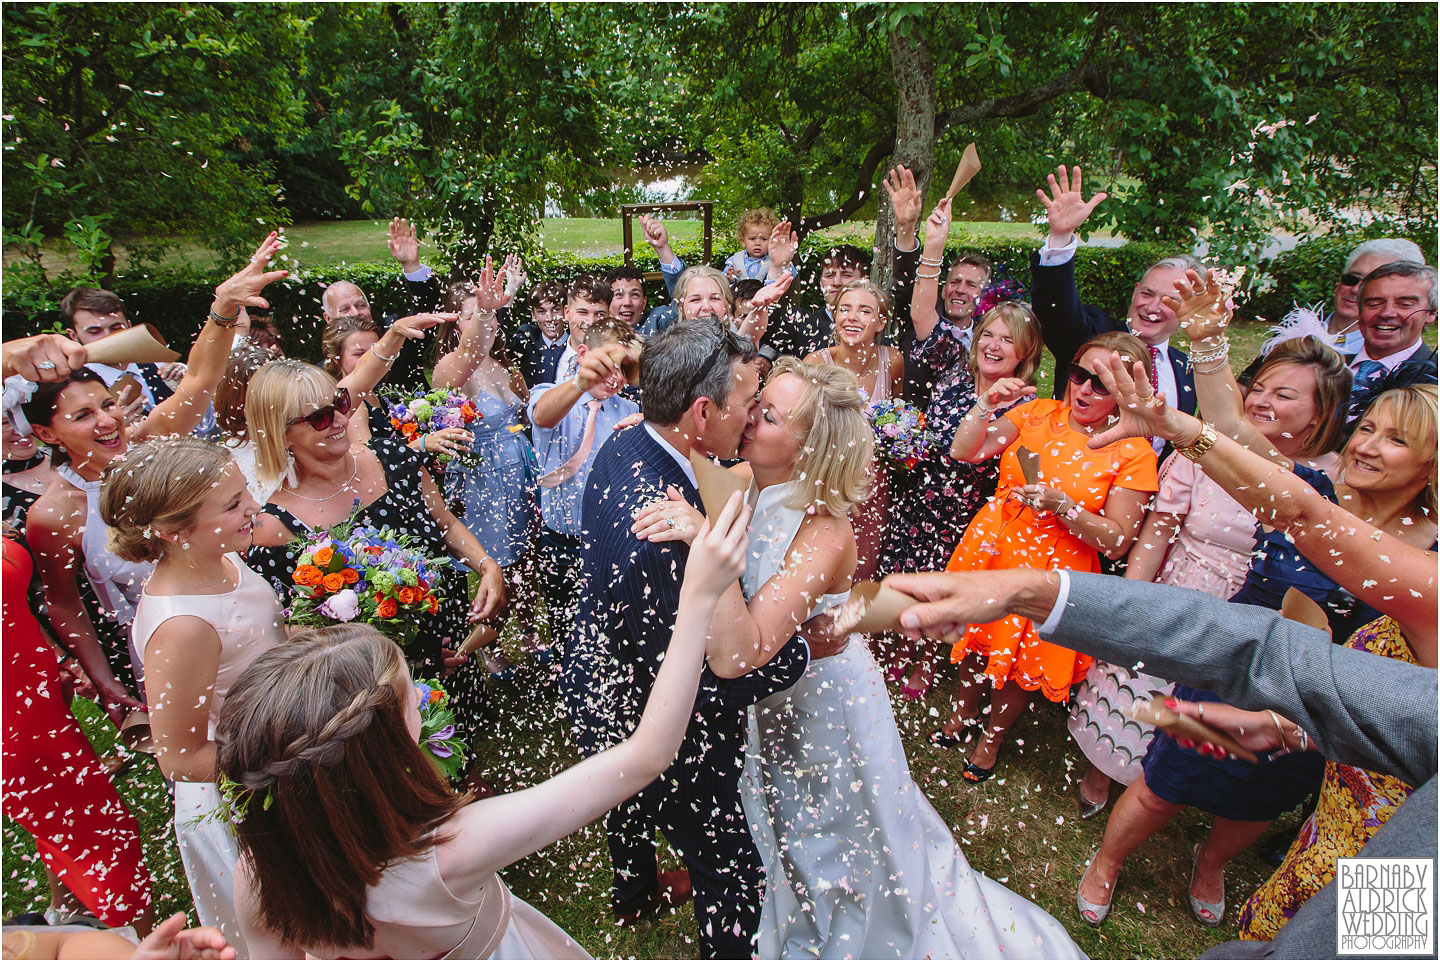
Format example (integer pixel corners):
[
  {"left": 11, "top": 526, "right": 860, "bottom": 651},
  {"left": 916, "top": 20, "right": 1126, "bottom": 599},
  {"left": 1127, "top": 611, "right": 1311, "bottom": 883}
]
[
  {"left": 632, "top": 485, "right": 706, "bottom": 544},
  {"left": 800, "top": 613, "right": 848, "bottom": 660}
]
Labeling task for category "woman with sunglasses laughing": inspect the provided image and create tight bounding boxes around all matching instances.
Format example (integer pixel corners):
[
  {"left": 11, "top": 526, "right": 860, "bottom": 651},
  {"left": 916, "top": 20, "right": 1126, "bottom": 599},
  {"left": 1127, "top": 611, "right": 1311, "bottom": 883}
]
[
  {"left": 929, "top": 330, "right": 1159, "bottom": 784},
  {"left": 243, "top": 359, "right": 506, "bottom": 788},
  {"left": 21, "top": 234, "right": 286, "bottom": 718}
]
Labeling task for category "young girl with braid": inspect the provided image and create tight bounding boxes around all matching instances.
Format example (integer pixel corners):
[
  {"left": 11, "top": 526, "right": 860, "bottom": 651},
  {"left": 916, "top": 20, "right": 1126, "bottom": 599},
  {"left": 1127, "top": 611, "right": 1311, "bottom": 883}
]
[
  {"left": 216, "top": 493, "right": 751, "bottom": 960},
  {"left": 100, "top": 437, "right": 284, "bottom": 956}
]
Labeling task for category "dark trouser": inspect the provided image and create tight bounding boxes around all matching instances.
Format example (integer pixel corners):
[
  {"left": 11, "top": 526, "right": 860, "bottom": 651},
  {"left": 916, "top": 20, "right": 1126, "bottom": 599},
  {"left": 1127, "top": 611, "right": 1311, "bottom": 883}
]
[
  {"left": 606, "top": 742, "right": 763, "bottom": 960},
  {"left": 537, "top": 527, "right": 583, "bottom": 653}
]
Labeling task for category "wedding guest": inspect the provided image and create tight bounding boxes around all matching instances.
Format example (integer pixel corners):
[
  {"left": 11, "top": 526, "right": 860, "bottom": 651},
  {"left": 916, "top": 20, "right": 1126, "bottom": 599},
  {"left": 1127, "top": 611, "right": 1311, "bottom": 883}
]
[
  {"left": 527, "top": 316, "right": 641, "bottom": 651},
  {"left": 536, "top": 277, "right": 613, "bottom": 388},
  {"left": 723, "top": 208, "right": 792, "bottom": 281},
  {"left": 605, "top": 265, "right": 650, "bottom": 331},
  {"left": 214, "top": 344, "right": 284, "bottom": 502},
  {"left": 60, "top": 287, "right": 179, "bottom": 421},
  {"left": 244, "top": 360, "right": 505, "bottom": 777},
  {"left": 101, "top": 438, "right": 285, "bottom": 954},
  {"left": 433, "top": 271, "right": 544, "bottom": 662},
  {"left": 1322, "top": 238, "right": 1425, "bottom": 354},
  {"left": 803, "top": 279, "right": 902, "bottom": 581},
  {"left": 882, "top": 198, "right": 1041, "bottom": 697},
  {"left": 511, "top": 280, "right": 568, "bottom": 388},
  {"left": 1067, "top": 331, "right": 1352, "bottom": 818},
  {"left": 3, "top": 528, "right": 154, "bottom": 936},
  {"left": 2, "top": 398, "right": 58, "bottom": 531},
  {"left": 933, "top": 331, "right": 1158, "bottom": 782},
  {"left": 1343, "top": 261, "right": 1437, "bottom": 422},
  {"left": 220, "top": 497, "right": 751, "bottom": 959},
  {"left": 731, "top": 279, "right": 778, "bottom": 377},
  {"left": 22, "top": 234, "right": 284, "bottom": 712}
]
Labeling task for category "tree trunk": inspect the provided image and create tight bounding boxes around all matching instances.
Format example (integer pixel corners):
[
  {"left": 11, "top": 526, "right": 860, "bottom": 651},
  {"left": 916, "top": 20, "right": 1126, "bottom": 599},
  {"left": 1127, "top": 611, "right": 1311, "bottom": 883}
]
[{"left": 874, "top": 23, "right": 935, "bottom": 289}]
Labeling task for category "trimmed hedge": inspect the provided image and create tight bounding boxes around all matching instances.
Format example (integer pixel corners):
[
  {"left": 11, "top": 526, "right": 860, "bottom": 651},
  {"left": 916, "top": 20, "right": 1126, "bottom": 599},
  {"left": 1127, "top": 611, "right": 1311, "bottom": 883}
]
[{"left": 14, "top": 226, "right": 1428, "bottom": 362}]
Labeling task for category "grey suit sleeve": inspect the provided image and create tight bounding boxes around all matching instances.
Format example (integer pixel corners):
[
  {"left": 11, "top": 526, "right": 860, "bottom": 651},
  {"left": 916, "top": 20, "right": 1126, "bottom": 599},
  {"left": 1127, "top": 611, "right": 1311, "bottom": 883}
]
[{"left": 1043, "top": 572, "right": 1437, "bottom": 788}]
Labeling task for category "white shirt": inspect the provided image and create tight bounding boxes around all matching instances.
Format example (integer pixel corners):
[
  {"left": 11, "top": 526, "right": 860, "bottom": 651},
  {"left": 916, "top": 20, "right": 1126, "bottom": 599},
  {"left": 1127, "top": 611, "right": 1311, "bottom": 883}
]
[
  {"left": 1036, "top": 570, "right": 1074, "bottom": 637},
  {"left": 556, "top": 342, "right": 581, "bottom": 384},
  {"left": 1351, "top": 340, "right": 1424, "bottom": 373},
  {"left": 643, "top": 423, "right": 699, "bottom": 487}
]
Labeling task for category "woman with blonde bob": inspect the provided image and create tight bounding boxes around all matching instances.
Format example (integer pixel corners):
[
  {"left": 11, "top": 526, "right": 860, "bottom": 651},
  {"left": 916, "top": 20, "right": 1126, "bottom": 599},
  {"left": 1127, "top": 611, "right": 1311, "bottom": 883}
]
[
  {"left": 100, "top": 436, "right": 285, "bottom": 953},
  {"left": 217, "top": 496, "right": 752, "bottom": 959},
  {"left": 243, "top": 359, "right": 505, "bottom": 782},
  {"left": 631, "top": 359, "right": 1081, "bottom": 958}
]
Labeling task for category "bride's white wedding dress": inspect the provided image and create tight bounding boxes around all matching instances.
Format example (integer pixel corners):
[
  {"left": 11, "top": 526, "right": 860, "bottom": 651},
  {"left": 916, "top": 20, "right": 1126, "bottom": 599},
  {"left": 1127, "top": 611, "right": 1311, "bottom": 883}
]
[{"left": 740, "top": 481, "right": 1084, "bottom": 959}]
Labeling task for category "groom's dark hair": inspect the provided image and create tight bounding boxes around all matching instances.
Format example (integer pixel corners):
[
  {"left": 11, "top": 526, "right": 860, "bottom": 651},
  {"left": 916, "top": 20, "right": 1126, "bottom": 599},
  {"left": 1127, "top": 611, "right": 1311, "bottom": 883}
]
[{"left": 640, "top": 315, "right": 758, "bottom": 426}]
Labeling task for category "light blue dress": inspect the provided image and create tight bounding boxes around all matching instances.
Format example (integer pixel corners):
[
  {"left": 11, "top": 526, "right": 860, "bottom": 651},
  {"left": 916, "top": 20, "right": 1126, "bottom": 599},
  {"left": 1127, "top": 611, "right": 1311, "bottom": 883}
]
[{"left": 451, "top": 389, "right": 539, "bottom": 567}]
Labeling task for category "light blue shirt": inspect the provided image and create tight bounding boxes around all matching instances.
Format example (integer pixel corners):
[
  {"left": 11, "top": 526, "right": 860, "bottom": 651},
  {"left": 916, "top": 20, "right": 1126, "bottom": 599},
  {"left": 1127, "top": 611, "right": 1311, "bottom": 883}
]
[{"left": 527, "top": 383, "right": 640, "bottom": 536}]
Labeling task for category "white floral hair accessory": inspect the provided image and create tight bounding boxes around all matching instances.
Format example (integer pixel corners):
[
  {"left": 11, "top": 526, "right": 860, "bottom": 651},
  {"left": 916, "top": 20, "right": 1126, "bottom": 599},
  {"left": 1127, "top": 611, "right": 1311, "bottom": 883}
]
[{"left": 2, "top": 375, "right": 38, "bottom": 438}]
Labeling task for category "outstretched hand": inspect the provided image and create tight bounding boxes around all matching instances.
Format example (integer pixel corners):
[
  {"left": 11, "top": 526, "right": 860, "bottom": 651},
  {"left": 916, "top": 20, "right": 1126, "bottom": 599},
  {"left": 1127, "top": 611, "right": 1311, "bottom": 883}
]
[
  {"left": 132, "top": 911, "right": 236, "bottom": 960},
  {"left": 473, "top": 255, "right": 514, "bottom": 315},
  {"left": 750, "top": 271, "right": 793, "bottom": 312},
  {"left": 922, "top": 197, "right": 953, "bottom": 253},
  {"left": 1166, "top": 698, "right": 1309, "bottom": 760},
  {"left": 1086, "top": 351, "right": 1193, "bottom": 449},
  {"left": 1164, "top": 268, "right": 1234, "bottom": 345},
  {"left": 1036, "top": 164, "right": 1107, "bottom": 240},
  {"left": 982, "top": 376, "right": 1036, "bottom": 409},
  {"left": 884, "top": 165, "right": 924, "bottom": 237},
  {"left": 213, "top": 232, "right": 289, "bottom": 314},
  {"left": 767, "top": 219, "right": 799, "bottom": 269},
  {"left": 388, "top": 217, "right": 422, "bottom": 272}
]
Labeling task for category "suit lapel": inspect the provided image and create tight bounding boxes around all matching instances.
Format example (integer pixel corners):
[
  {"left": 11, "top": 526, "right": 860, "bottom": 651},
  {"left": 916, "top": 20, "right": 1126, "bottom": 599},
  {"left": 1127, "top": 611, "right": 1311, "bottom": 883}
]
[{"left": 626, "top": 425, "right": 701, "bottom": 507}]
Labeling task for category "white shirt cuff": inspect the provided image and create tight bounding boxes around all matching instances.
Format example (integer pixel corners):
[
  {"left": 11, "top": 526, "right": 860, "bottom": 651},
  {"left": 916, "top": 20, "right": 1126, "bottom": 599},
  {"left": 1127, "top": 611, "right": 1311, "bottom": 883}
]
[
  {"left": 1035, "top": 570, "right": 1072, "bottom": 637},
  {"left": 1037, "top": 235, "right": 1079, "bottom": 267},
  {"left": 403, "top": 265, "right": 433, "bottom": 282}
]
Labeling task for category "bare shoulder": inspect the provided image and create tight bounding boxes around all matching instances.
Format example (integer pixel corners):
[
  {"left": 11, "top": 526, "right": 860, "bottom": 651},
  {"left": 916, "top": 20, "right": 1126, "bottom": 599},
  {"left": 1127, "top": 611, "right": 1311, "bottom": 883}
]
[
  {"left": 26, "top": 482, "right": 82, "bottom": 542},
  {"left": 249, "top": 511, "right": 293, "bottom": 548},
  {"left": 795, "top": 510, "right": 857, "bottom": 567}
]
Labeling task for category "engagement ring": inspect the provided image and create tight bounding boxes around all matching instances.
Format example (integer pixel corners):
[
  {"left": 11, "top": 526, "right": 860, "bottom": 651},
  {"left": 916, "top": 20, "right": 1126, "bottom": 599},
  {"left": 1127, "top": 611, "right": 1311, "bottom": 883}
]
[
  {"left": 36, "top": 361, "right": 56, "bottom": 371},
  {"left": 665, "top": 517, "right": 676, "bottom": 529}
]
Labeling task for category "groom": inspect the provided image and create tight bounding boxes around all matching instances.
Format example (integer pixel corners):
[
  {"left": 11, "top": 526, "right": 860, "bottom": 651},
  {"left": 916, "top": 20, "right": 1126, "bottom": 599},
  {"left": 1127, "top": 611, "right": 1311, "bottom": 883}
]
[{"left": 563, "top": 316, "right": 811, "bottom": 958}]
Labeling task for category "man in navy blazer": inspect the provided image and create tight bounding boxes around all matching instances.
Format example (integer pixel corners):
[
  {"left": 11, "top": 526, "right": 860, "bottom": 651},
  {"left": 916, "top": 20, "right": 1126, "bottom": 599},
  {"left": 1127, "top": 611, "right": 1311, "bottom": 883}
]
[
  {"left": 564, "top": 316, "right": 810, "bottom": 958},
  {"left": 1029, "top": 166, "right": 1200, "bottom": 446}
]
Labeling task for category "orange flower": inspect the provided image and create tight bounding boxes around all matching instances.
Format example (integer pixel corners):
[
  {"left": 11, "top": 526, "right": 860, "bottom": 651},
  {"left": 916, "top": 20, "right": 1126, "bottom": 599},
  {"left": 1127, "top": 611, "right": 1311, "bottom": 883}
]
[
  {"left": 313, "top": 546, "right": 334, "bottom": 566},
  {"left": 293, "top": 565, "right": 322, "bottom": 587},
  {"left": 377, "top": 597, "right": 399, "bottom": 619},
  {"left": 390, "top": 418, "right": 405, "bottom": 432},
  {"left": 341, "top": 567, "right": 359, "bottom": 585},
  {"left": 413, "top": 582, "right": 428, "bottom": 599},
  {"left": 426, "top": 596, "right": 439, "bottom": 614},
  {"left": 365, "top": 544, "right": 384, "bottom": 556},
  {"left": 400, "top": 422, "right": 419, "bottom": 439},
  {"left": 427, "top": 689, "right": 443, "bottom": 704},
  {"left": 321, "top": 572, "right": 345, "bottom": 593},
  {"left": 397, "top": 586, "right": 417, "bottom": 605}
]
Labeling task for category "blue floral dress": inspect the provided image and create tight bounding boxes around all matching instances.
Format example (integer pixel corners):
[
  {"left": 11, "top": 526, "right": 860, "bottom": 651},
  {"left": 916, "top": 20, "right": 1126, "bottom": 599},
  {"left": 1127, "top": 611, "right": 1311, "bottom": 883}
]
[{"left": 448, "top": 390, "right": 539, "bottom": 568}]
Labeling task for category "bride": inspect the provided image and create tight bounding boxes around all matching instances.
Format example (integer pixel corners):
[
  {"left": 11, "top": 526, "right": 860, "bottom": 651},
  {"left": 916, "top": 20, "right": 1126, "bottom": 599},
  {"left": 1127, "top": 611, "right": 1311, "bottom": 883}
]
[{"left": 633, "top": 358, "right": 1082, "bottom": 959}]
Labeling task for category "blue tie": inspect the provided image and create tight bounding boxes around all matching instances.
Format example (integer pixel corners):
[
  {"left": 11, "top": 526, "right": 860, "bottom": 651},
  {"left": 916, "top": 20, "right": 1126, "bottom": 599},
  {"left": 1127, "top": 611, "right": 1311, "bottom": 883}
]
[
  {"left": 1350, "top": 360, "right": 1387, "bottom": 419},
  {"left": 1354, "top": 359, "right": 1386, "bottom": 384}
]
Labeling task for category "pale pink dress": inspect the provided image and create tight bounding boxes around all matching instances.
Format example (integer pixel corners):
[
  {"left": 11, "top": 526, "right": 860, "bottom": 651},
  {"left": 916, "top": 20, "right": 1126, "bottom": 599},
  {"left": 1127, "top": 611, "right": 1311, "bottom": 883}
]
[
  {"left": 820, "top": 346, "right": 892, "bottom": 580},
  {"left": 1068, "top": 455, "right": 1257, "bottom": 782}
]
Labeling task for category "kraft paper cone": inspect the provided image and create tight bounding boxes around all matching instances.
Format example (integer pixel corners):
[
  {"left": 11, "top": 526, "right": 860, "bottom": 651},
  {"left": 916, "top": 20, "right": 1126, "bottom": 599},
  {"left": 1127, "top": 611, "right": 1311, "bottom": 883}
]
[
  {"left": 943, "top": 143, "right": 982, "bottom": 200},
  {"left": 84, "top": 324, "right": 180, "bottom": 365},
  {"left": 831, "top": 581, "right": 920, "bottom": 636},
  {"left": 1130, "top": 700, "right": 1258, "bottom": 764},
  {"left": 688, "top": 450, "right": 748, "bottom": 519},
  {"left": 458, "top": 622, "right": 500, "bottom": 659},
  {"left": 119, "top": 709, "right": 156, "bottom": 755},
  {"left": 1281, "top": 587, "right": 1330, "bottom": 635},
  {"left": 1017, "top": 445, "right": 1041, "bottom": 485}
]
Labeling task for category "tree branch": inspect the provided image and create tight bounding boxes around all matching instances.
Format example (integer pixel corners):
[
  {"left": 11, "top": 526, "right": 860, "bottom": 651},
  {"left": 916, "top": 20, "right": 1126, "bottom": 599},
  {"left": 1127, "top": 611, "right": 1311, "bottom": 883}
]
[
  {"left": 935, "top": 60, "right": 1100, "bottom": 133},
  {"left": 797, "top": 133, "right": 895, "bottom": 235}
]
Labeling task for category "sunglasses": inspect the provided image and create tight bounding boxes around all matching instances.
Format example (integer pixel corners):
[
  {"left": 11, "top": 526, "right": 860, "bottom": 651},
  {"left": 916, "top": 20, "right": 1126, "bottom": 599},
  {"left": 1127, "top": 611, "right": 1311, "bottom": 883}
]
[
  {"left": 1067, "top": 363, "right": 1111, "bottom": 397},
  {"left": 289, "top": 388, "right": 354, "bottom": 431},
  {"left": 1339, "top": 272, "right": 1365, "bottom": 288}
]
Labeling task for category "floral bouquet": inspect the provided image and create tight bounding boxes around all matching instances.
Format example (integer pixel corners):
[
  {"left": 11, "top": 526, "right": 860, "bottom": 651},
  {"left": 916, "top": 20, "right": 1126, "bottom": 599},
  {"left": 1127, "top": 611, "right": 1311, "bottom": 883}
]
[
  {"left": 412, "top": 678, "right": 468, "bottom": 780},
  {"left": 866, "top": 398, "right": 939, "bottom": 471},
  {"left": 382, "top": 387, "right": 482, "bottom": 466},
  {"left": 286, "top": 510, "right": 446, "bottom": 650}
]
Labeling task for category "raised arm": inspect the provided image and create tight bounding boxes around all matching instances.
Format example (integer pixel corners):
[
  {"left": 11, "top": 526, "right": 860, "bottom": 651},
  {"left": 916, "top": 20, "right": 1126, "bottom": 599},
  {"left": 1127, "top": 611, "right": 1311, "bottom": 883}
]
[
  {"left": 432, "top": 258, "right": 513, "bottom": 390},
  {"left": 134, "top": 233, "right": 287, "bottom": 442},
  {"left": 2, "top": 333, "right": 88, "bottom": 382},
  {"left": 342, "top": 313, "right": 451, "bottom": 396},
  {"left": 949, "top": 380, "right": 1030, "bottom": 462},
  {"left": 1164, "top": 269, "right": 1287, "bottom": 463},
  {"left": 1090, "top": 351, "right": 1438, "bottom": 657},
  {"left": 437, "top": 496, "right": 749, "bottom": 884},
  {"left": 909, "top": 199, "right": 952, "bottom": 342}
]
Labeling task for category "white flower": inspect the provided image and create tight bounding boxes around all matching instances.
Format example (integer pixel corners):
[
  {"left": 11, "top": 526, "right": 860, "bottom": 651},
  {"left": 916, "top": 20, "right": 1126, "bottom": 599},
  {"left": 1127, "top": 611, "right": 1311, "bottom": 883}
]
[{"left": 318, "top": 588, "right": 360, "bottom": 622}]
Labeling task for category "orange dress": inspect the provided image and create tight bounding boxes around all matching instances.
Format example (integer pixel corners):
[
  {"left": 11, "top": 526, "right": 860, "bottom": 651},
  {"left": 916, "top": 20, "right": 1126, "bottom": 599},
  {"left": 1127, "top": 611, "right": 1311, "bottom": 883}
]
[{"left": 945, "top": 399, "right": 1158, "bottom": 701}]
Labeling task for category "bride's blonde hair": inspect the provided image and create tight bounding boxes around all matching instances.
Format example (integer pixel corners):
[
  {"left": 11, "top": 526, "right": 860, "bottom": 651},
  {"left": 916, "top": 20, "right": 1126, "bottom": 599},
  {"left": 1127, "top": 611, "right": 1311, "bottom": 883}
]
[{"left": 768, "top": 357, "right": 873, "bottom": 516}]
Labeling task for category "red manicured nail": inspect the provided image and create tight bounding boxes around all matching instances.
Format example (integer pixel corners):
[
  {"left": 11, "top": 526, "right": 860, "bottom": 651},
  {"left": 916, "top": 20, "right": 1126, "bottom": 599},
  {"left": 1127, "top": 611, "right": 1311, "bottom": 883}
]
[{"left": 1164, "top": 697, "right": 1179, "bottom": 709}]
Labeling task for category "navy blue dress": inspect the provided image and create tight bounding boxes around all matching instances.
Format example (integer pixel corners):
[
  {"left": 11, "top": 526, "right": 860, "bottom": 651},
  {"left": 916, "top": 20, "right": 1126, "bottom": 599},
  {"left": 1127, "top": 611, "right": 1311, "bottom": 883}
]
[{"left": 1142, "top": 465, "right": 1366, "bottom": 821}]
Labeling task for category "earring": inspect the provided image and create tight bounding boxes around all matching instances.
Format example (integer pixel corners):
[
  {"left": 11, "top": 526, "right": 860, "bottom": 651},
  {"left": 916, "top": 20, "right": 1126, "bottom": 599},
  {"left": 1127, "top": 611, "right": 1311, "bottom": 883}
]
[{"left": 282, "top": 452, "right": 299, "bottom": 489}]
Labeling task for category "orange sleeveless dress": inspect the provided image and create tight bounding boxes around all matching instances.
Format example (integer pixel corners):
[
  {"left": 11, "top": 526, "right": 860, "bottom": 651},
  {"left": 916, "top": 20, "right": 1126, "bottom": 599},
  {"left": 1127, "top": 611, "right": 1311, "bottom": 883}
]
[{"left": 945, "top": 399, "right": 1158, "bottom": 701}]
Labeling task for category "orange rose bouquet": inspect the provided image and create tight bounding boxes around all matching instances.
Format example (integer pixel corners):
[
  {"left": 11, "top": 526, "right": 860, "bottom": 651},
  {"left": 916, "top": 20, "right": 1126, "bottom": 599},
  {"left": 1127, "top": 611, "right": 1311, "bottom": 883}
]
[{"left": 286, "top": 511, "right": 445, "bottom": 648}]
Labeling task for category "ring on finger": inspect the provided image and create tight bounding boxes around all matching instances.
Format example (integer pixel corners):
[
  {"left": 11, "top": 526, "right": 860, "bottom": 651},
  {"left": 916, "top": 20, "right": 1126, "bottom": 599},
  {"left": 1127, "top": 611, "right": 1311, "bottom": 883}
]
[
  {"left": 665, "top": 517, "right": 676, "bottom": 529},
  {"left": 36, "top": 360, "right": 57, "bottom": 371}
]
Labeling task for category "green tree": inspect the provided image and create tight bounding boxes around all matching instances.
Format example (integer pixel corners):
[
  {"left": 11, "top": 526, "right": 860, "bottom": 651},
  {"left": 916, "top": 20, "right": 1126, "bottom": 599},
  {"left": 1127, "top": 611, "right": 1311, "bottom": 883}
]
[{"left": 2, "top": 2, "right": 312, "bottom": 301}]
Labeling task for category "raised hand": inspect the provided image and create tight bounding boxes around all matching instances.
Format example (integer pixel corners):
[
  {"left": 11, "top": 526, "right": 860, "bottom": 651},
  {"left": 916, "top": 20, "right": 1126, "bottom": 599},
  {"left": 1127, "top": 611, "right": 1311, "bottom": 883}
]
[
  {"left": 638, "top": 214, "right": 671, "bottom": 254},
  {"left": 680, "top": 491, "right": 750, "bottom": 597},
  {"left": 884, "top": 165, "right": 924, "bottom": 239},
  {"left": 749, "top": 271, "right": 793, "bottom": 312},
  {"left": 388, "top": 217, "right": 422, "bottom": 272},
  {"left": 115, "top": 379, "right": 148, "bottom": 426},
  {"left": 1036, "top": 164, "right": 1107, "bottom": 241},
  {"left": 632, "top": 485, "right": 706, "bottom": 545},
  {"left": 767, "top": 218, "right": 799, "bottom": 269},
  {"left": 1087, "top": 351, "right": 1191, "bottom": 449},
  {"left": 982, "top": 375, "right": 1036, "bottom": 409},
  {"left": 501, "top": 253, "right": 526, "bottom": 298},
  {"left": 1164, "top": 268, "right": 1234, "bottom": 345},
  {"left": 922, "top": 197, "right": 953, "bottom": 255},
  {"left": 213, "top": 232, "right": 289, "bottom": 315},
  {"left": 575, "top": 342, "right": 632, "bottom": 395},
  {"left": 473, "top": 255, "right": 514, "bottom": 314},
  {"left": 392, "top": 312, "right": 456, "bottom": 340}
]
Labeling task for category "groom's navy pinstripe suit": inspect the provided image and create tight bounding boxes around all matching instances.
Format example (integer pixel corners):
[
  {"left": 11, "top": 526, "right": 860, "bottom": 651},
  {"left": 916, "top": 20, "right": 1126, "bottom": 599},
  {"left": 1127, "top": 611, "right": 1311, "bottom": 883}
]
[{"left": 562, "top": 423, "right": 808, "bottom": 958}]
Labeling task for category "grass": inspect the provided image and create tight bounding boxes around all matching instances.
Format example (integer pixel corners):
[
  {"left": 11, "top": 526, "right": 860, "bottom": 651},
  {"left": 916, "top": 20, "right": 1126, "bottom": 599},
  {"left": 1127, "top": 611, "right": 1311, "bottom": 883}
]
[{"left": 5, "top": 217, "right": 1083, "bottom": 275}]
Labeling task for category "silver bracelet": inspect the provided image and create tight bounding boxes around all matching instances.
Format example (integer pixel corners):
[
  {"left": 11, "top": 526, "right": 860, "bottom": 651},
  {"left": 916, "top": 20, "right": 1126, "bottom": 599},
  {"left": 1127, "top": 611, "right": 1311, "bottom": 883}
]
[
  {"left": 918, "top": 255, "right": 944, "bottom": 267},
  {"left": 371, "top": 343, "right": 400, "bottom": 364},
  {"left": 916, "top": 268, "right": 942, "bottom": 280},
  {"left": 1189, "top": 338, "right": 1229, "bottom": 366}
]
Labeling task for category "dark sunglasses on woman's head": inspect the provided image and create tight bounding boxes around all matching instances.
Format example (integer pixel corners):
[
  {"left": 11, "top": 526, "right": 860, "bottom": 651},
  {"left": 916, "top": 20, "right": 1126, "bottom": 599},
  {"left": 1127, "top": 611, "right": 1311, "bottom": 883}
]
[
  {"left": 289, "top": 388, "right": 354, "bottom": 431},
  {"left": 1066, "top": 363, "right": 1111, "bottom": 397},
  {"left": 1339, "top": 272, "right": 1365, "bottom": 288}
]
